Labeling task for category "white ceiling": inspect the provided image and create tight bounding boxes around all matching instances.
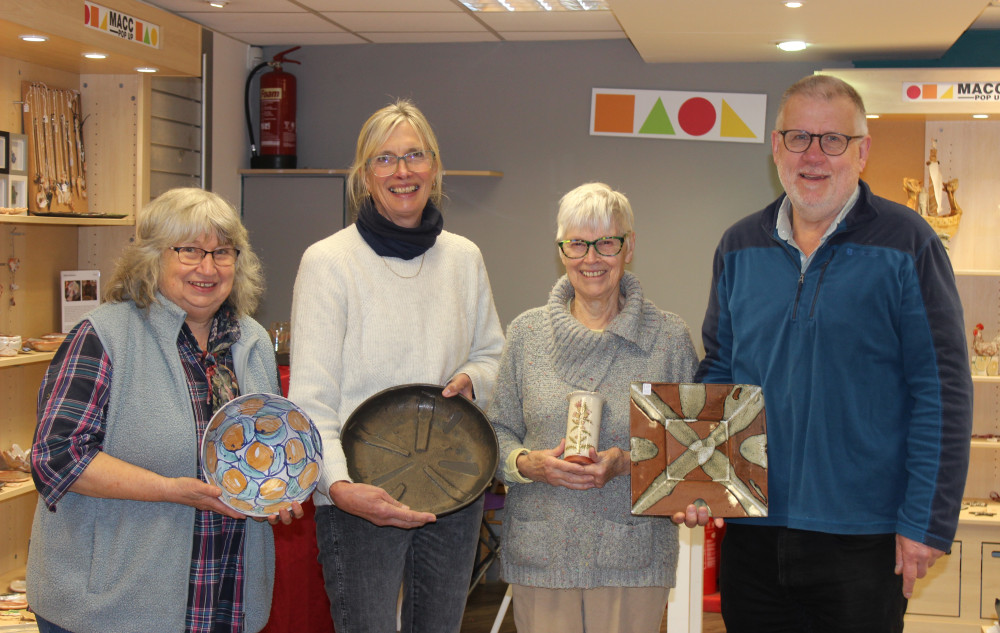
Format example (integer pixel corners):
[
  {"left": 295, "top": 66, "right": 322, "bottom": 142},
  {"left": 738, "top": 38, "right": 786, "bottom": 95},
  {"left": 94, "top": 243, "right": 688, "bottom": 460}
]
[{"left": 137, "top": 0, "right": 1000, "bottom": 63}]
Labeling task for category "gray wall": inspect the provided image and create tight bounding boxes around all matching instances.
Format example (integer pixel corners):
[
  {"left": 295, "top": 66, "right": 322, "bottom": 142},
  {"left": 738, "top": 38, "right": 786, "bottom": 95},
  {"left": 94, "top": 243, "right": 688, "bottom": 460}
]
[{"left": 256, "top": 39, "right": 846, "bottom": 352}]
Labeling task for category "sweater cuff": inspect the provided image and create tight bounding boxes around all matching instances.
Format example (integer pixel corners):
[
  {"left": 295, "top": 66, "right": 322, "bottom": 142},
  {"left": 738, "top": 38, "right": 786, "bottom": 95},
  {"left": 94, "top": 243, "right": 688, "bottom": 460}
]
[{"left": 504, "top": 448, "right": 534, "bottom": 485}]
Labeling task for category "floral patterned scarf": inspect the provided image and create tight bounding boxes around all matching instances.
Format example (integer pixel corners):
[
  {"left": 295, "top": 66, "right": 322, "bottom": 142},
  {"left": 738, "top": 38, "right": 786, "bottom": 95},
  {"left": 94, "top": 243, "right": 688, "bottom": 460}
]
[{"left": 202, "top": 304, "right": 241, "bottom": 414}]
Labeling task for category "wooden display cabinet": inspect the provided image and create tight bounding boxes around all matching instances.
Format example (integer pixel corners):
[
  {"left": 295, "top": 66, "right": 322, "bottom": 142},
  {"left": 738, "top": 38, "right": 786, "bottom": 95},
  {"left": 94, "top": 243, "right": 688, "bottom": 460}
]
[
  {"left": 0, "top": 1, "right": 200, "bottom": 625},
  {"left": 826, "top": 67, "right": 1000, "bottom": 633}
]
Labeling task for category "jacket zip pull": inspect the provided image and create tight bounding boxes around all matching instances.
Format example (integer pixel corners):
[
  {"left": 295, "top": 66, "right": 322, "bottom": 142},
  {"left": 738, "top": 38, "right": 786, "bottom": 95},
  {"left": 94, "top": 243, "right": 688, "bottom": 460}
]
[{"left": 792, "top": 271, "right": 806, "bottom": 319}]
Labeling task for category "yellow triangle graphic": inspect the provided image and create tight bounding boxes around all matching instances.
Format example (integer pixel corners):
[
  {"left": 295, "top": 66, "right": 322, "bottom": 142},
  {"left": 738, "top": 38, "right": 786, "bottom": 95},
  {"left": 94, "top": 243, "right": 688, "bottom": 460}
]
[
  {"left": 100, "top": 13, "right": 108, "bottom": 30},
  {"left": 941, "top": 86, "right": 954, "bottom": 99},
  {"left": 720, "top": 99, "right": 756, "bottom": 138}
]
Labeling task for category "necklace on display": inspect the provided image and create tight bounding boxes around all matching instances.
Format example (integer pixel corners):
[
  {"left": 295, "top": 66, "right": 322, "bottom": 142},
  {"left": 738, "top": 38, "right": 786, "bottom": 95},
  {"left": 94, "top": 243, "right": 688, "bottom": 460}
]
[{"left": 382, "top": 253, "right": 425, "bottom": 279}]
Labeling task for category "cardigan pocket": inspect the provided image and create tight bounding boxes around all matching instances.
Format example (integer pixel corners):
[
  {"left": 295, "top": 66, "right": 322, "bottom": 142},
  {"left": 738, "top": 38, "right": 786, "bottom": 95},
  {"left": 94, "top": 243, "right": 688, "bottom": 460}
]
[
  {"left": 596, "top": 518, "right": 655, "bottom": 571},
  {"left": 504, "top": 514, "right": 555, "bottom": 568}
]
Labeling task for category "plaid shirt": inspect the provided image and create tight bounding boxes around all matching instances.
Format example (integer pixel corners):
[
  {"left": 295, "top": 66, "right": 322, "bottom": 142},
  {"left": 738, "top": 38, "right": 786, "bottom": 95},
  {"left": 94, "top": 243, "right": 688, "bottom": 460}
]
[{"left": 34, "top": 310, "right": 247, "bottom": 633}]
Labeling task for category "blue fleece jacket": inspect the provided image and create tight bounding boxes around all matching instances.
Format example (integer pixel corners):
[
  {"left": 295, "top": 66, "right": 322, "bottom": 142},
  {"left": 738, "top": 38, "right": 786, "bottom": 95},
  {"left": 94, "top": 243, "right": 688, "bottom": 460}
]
[{"left": 696, "top": 181, "right": 972, "bottom": 551}]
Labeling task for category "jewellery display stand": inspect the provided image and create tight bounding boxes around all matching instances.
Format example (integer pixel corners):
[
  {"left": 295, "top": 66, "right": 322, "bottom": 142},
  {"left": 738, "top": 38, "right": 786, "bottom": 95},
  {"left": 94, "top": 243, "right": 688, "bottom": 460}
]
[{"left": 21, "top": 82, "right": 89, "bottom": 215}]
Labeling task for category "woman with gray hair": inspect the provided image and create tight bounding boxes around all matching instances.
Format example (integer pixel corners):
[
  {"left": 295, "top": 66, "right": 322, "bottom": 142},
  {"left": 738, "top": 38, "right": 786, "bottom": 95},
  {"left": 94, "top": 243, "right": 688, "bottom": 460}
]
[
  {"left": 288, "top": 99, "right": 503, "bottom": 632},
  {"left": 488, "top": 182, "right": 715, "bottom": 633},
  {"left": 28, "top": 188, "right": 301, "bottom": 633}
]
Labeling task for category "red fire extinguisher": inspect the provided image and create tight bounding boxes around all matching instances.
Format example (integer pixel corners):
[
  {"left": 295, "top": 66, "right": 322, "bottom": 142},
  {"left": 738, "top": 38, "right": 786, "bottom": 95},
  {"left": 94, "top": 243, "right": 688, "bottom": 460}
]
[{"left": 246, "top": 46, "right": 301, "bottom": 169}]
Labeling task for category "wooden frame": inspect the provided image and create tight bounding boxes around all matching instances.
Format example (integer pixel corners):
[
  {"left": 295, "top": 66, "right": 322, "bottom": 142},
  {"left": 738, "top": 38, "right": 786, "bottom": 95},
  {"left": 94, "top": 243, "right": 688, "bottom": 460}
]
[{"left": 0, "top": 130, "right": 8, "bottom": 174}]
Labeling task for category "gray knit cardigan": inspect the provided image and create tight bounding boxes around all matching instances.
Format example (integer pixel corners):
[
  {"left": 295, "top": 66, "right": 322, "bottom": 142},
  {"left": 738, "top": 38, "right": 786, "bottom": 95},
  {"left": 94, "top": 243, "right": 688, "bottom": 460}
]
[{"left": 488, "top": 272, "right": 698, "bottom": 589}]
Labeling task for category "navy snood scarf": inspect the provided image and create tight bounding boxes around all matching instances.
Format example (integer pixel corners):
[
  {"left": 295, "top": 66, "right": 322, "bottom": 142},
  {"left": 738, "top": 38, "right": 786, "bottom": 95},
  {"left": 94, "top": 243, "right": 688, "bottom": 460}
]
[{"left": 355, "top": 196, "right": 443, "bottom": 260}]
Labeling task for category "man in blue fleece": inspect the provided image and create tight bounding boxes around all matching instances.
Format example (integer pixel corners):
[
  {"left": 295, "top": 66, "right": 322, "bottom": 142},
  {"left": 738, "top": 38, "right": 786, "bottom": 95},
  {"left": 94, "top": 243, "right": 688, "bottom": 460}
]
[{"left": 696, "top": 74, "right": 973, "bottom": 633}]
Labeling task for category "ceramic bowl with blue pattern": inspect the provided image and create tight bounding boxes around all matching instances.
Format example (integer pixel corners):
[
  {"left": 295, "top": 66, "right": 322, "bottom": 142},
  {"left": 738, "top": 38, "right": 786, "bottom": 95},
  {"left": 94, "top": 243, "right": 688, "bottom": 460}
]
[{"left": 202, "top": 393, "right": 323, "bottom": 517}]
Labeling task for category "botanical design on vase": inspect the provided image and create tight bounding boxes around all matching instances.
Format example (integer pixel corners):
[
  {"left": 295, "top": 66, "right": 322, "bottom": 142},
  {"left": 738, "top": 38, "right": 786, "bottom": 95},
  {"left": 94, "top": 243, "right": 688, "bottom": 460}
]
[{"left": 567, "top": 398, "right": 596, "bottom": 455}]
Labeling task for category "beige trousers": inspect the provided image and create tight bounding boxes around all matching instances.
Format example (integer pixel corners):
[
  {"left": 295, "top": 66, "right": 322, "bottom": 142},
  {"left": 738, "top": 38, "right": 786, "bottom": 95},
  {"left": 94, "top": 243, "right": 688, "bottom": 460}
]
[{"left": 511, "top": 584, "right": 669, "bottom": 633}]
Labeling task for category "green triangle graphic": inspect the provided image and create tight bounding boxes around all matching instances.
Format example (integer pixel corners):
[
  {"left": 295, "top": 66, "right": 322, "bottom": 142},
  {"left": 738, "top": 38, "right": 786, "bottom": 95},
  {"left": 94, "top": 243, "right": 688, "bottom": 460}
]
[
  {"left": 639, "top": 98, "right": 675, "bottom": 135},
  {"left": 144, "top": 29, "right": 152, "bottom": 45}
]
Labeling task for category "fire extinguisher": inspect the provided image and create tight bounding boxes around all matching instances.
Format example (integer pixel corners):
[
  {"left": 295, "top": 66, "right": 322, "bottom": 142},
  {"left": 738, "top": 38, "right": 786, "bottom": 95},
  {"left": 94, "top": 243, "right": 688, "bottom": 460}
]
[{"left": 245, "top": 46, "right": 301, "bottom": 169}]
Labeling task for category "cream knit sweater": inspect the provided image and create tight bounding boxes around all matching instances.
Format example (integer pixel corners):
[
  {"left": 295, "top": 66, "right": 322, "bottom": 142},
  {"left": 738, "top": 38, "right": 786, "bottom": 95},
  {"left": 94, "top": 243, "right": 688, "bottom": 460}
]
[{"left": 288, "top": 225, "right": 504, "bottom": 504}]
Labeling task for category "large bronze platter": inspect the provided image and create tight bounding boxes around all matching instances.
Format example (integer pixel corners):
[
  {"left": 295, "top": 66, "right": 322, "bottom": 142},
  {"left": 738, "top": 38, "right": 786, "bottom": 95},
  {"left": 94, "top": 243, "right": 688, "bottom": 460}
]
[{"left": 342, "top": 384, "right": 498, "bottom": 516}]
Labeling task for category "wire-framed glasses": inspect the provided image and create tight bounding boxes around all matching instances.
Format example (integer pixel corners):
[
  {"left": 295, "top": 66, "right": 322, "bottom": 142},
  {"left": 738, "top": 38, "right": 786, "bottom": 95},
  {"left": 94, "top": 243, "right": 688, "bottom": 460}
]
[
  {"left": 170, "top": 246, "right": 240, "bottom": 266},
  {"left": 556, "top": 235, "right": 626, "bottom": 259},
  {"left": 777, "top": 130, "right": 864, "bottom": 156},
  {"left": 368, "top": 150, "right": 436, "bottom": 177}
]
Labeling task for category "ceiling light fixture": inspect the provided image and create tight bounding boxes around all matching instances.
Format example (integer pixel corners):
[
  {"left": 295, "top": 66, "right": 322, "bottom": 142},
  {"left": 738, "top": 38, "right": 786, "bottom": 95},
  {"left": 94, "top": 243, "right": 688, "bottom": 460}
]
[
  {"left": 460, "top": 0, "right": 608, "bottom": 11},
  {"left": 135, "top": 66, "right": 159, "bottom": 73},
  {"left": 19, "top": 34, "right": 48, "bottom": 42},
  {"left": 866, "top": 114, "right": 880, "bottom": 119},
  {"left": 83, "top": 52, "right": 107, "bottom": 59},
  {"left": 973, "top": 113, "right": 989, "bottom": 119},
  {"left": 784, "top": 2, "right": 804, "bottom": 8},
  {"left": 777, "top": 40, "right": 808, "bottom": 52},
  {"left": 207, "top": 0, "right": 229, "bottom": 7}
]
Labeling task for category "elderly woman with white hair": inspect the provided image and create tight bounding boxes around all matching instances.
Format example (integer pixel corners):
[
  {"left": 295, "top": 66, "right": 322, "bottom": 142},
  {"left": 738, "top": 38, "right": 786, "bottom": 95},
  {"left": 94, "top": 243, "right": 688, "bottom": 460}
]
[{"left": 488, "top": 182, "right": 713, "bottom": 633}]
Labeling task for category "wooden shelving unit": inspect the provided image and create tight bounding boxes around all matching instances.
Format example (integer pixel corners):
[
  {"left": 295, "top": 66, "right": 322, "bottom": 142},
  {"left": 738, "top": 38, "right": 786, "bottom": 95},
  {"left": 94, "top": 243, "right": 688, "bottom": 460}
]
[
  {"left": 0, "top": 3, "right": 202, "bottom": 625},
  {"left": 825, "top": 67, "right": 1000, "bottom": 633}
]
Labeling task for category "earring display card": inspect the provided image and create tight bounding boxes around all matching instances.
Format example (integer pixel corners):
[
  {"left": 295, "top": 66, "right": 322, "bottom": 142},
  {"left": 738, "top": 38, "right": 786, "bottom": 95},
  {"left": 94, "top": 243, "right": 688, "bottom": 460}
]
[
  {"left": 8, "top": 175, "right": 27, "bottom": 213},
  {"left": 630, "top": 382, "right": 768, "bottom": 518},
  {"left": 9, "top": 133, "right": 27, "bottom": 176},
  {"left": 21, "top": 82, "right": 89, "bottom": 215}
]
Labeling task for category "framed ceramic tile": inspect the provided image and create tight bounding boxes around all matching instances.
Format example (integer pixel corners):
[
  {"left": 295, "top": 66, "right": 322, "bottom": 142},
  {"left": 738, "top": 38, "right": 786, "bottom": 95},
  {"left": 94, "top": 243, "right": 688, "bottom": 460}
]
[
  {"left": 8, "top": 133, "right": 27, "bottom": 176},
  {"left": 0, "top": 176, "right": 8, "bottom": 209},
  {"left": 9, "top": 175, "right": 27, "bottom": 210},
  {"left": 0, "top": 131, "right": 8, "bottom": 174}
]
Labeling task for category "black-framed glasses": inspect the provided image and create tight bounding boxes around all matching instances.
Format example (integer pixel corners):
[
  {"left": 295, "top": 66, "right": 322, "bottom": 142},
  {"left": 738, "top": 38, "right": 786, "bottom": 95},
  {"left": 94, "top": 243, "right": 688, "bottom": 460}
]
[
  {"left": 368, "top": 150, "right": 436, "bottom": 177},
  {"left": 777, "top": 130, "right": 864, "bottom": 156},
  {"left": 556, "top": 235, "right": 626, "bottom": 259},
  {"left": 170, "top": 246, "right": 240, "bottom": 266}
]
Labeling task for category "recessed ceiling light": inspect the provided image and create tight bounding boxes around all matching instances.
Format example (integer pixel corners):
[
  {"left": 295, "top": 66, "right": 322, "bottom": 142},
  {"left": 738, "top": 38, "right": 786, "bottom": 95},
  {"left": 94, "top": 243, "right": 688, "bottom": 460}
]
[
  {"left": 19, "top": 34, "right": 48, "bottom": 42},
  {"left": 777, "top": 40, "right": 809, "bottom": 52},
  {"left": 207, "top": 0, "right": 229, "bottom": 7},
  {"left": 83, "top": 52, "right": 107, "bottom": 59},
  {"left": 135, "top": 66, "right": 159, "bottom": 73},
  {"left": 972, "top": 114, "right": 989, "bottom": 119},
  {"left": 866, "top": 114, "right": 880, "bottom": 119},
  {"left": 784, "top": 2, "right": 804, "bottom": 7}
]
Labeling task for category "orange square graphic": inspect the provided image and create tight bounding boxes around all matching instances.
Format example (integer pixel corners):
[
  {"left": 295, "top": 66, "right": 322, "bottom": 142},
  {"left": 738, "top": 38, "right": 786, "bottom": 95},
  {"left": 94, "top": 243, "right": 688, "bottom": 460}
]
[
  {"left": 593, "top": 93, "right": 636, "bottom": 133},
  {"left": 922, "top": 84, "right": 938, "bottom": 100}
]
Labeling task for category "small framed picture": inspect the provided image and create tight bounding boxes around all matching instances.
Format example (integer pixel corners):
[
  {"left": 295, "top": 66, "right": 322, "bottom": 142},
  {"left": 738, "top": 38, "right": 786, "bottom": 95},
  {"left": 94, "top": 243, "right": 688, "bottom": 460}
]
[
  {"left": 9, "top": 175, "right": 27, "bottom": 210},
  {"left": 0, "top": 176, "right": 8, "bottom": 208},
  {"left": 9, "top": 134, "right": 27, "bottom": 176},
  {"left": 0, "top": 131, "right": 8, "bottom": 174}
]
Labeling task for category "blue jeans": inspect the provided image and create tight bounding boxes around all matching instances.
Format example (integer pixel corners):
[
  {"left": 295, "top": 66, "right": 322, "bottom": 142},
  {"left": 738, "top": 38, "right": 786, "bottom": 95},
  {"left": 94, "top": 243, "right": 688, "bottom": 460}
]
[
  {"left": 720, "top": 524, "right": 907, "bottom": 633},
  {"left": 35, "top": 615, "right": 75, "bottom": 633},
  {"left": 315, "top": 495, "right": 484, "bottom": 633}
]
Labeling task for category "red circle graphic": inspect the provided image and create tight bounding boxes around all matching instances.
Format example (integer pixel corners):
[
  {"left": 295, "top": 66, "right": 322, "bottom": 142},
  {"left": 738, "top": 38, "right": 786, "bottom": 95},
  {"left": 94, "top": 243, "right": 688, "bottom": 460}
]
[{"left": 678, "top": 97, "right": 717, "bottom": 136}]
